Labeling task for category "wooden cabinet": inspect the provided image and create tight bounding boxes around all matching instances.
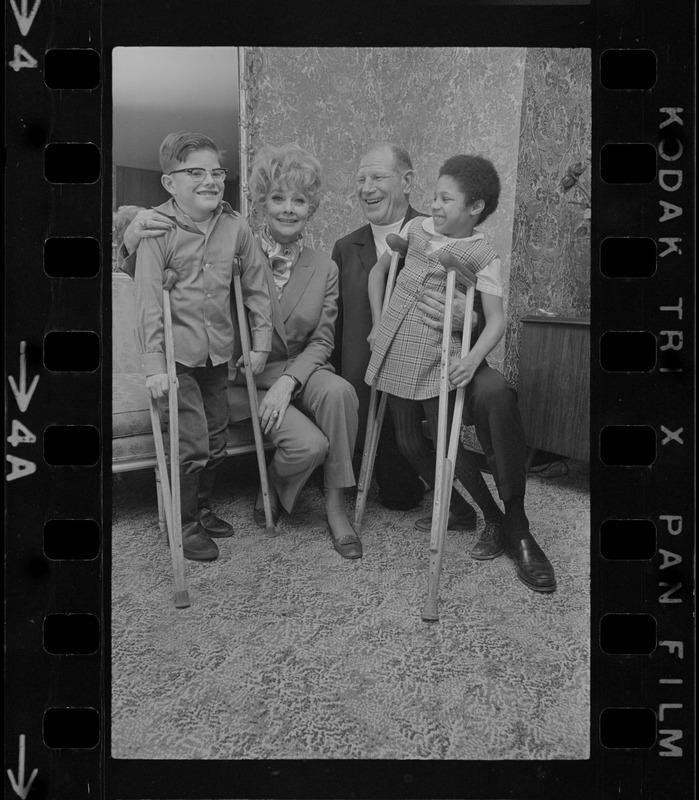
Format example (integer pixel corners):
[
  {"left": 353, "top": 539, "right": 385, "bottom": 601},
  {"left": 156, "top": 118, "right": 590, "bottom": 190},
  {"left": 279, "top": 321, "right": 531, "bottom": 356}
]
[{"left": 517, "top": 315, "right": 590, "bottom": 462}]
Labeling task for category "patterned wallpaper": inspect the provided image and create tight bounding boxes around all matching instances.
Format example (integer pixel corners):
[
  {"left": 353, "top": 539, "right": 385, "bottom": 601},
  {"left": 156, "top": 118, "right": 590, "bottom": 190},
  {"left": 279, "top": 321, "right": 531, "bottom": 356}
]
[
  {"left": 249, "top": 47, "right": 527, "bottom": 371},
  {"left": 504, "top": 48, "right": 591, "bottom": 385},
  {"left": 247, "top": 47, "right": 590, "bottom": 379}
]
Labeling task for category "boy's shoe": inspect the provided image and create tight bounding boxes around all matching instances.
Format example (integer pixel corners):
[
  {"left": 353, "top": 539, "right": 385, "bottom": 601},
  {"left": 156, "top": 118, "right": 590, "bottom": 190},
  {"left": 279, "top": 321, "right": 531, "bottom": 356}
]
[
  {"left": 180, "top": 471, "right": 219, "bottom": 560},
  {"left": 470, "top": 520, "right": 505, "bottom": 560},
  {"left": 414, "top": 508, "right": 478, "bottom": 533},
  {"left": 197, "top": 466, "right": 232, "bottom": 537},
  {"left": 199, "top": 508, "right": 234, "bottom": 538},
  {"left": 181, "top": 528, "right": 219, "bottom": 561}
]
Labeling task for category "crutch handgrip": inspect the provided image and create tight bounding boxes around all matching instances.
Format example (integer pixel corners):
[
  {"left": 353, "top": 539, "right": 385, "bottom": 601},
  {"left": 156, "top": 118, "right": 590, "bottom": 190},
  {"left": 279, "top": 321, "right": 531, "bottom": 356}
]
[
  {"left": 385, "top": 233, "right": 408, "bottom": 258},
  {"left": 438, "top": 250, "right": 477, "bottom": 288},
  {"left": 162, "top": 268, "right": 179, "bottom": 292},
  {"left": 231, "top": 256, "right": 242, "bottom": 277}
]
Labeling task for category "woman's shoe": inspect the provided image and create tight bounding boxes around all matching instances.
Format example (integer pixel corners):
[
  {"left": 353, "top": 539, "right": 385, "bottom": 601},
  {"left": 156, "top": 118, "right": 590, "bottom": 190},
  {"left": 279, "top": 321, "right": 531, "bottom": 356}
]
[
  {"left": 328, "top": 521, "right": 363, "bottom": 559},
  {"left": 253, "top": 484, "right": 280, "bottom": 528},
  {"left": 253, "top": 500, "right": 280, "bottom": 528}
]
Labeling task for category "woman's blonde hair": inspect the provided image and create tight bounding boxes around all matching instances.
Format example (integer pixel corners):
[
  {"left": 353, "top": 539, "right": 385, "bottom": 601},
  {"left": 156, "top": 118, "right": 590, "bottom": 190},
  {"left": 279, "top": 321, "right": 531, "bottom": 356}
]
[{"left": 249, "top": 143, "right": 324, "bottom": 212}]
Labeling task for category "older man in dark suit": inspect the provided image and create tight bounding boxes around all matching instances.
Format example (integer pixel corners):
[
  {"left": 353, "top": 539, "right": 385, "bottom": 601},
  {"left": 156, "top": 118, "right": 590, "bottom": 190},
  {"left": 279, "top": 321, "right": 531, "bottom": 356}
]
[{"left": 331, "top": 143, "right": 425, "bottom": 511}]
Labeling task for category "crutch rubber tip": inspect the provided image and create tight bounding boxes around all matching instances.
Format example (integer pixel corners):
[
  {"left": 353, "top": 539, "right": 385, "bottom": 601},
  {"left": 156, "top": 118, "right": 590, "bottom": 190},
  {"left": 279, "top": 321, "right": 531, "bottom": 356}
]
[
  {"left": 265, "top": 524, "right": 279, "bottom": 539},
  {"left": 421, "top": 599, "right": 439, "bottom": 621},
  {"left": 174, "top": 590, "right": 191, "bottom": 609}
]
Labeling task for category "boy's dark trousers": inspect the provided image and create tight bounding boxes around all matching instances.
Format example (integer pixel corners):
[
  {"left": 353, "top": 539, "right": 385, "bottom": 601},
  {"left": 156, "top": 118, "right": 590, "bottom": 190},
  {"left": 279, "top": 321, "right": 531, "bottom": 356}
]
[{"left": 170, "top": 361, "right": 230, "bottom": 545}]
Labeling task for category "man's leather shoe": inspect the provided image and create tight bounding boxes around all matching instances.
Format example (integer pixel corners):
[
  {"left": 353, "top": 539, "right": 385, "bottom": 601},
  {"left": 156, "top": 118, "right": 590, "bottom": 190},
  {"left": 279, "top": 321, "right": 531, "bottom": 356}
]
[
  {"left": 199, "top": 508, "right": 234, "bottom": 538},
  {"left": 329, "top": 522, "right": 363, "bottom": 559},
  {"left": 470, "top": 520, "right": 504, "bottom": 560},
  {"left": 506, "top": 537, "right": 556, "bottom": 592},
  {"left": 415, "top": 508, "right": 478, "bottom": 533},
  {"left": 182, "top": 529, "right": 219, "bottom": 561}
]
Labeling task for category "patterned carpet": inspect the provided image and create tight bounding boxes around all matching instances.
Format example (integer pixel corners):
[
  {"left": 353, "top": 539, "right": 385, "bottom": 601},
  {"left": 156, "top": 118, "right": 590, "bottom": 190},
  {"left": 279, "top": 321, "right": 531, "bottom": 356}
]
[{"left": 111, "top": 455, "right": 590, "bottom": 760}]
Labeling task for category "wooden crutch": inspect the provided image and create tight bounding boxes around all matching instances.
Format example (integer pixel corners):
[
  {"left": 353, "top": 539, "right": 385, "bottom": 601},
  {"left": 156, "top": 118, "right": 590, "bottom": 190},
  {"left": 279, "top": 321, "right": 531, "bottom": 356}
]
[
  {"left": 231, "top": 256, "right": 277, "bottom": 537},
  {"left": 421, "top": 251, "right": 477, "bottom": 622},
  {"left": 147, "top": 268, "right": 190, "bottom": 609},
  {"left": 354, "top": 233, "right": 408, "bottom": 531}
]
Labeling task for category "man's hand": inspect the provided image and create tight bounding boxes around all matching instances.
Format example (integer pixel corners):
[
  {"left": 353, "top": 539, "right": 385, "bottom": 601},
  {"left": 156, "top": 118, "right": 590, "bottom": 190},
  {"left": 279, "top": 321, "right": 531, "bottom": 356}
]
[
  {"left": 417, "top": 289, "right": 478, "bottom": 332},
  {"left": 123, "top": 209, "right": 175, "bottom": 254},
  {"left": 145, "top": 373, "right": 170, "bottom": 399}
]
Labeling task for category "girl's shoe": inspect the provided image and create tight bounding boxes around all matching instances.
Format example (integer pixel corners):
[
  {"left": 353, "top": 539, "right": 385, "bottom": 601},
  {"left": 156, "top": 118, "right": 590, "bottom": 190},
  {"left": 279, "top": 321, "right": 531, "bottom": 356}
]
[{"left": 470, "top": 520, "right": 505, "bottom": 560}]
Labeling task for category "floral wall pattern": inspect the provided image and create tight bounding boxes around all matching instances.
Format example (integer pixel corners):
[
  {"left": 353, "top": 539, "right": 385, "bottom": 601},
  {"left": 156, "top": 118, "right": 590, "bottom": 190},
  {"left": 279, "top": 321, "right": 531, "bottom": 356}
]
[
  {"left": 504, "top": 48, "right": 591, "bottom": 385},
  {"left": 249, "top": 47, "right": 527, "bottom": 371},
  {"left": 246, "top": 47, "right": 590, "bottom": 379}
]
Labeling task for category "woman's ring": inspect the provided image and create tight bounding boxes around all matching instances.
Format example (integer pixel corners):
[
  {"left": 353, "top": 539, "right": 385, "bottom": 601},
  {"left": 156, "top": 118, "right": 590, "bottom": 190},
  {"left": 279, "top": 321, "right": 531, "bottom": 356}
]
[
  {"left": 272, "top": 411, "right": 278, "bottom": 417},
  {"left": 141, "top": 220, "right": 147, "bottom": 229}
]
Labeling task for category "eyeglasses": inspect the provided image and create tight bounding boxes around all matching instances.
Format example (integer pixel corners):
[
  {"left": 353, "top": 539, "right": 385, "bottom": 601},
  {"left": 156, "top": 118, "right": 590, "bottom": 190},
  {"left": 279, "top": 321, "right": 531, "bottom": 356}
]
[{"left": 168, "top": 168, "right": 228, "bottom": 182}]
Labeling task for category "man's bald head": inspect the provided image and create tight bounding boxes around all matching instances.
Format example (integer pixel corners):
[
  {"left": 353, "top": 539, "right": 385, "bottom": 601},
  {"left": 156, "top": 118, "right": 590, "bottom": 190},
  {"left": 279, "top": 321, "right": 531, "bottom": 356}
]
[{"left": 365, "top": 142, "right": 413, "bottom": 174}]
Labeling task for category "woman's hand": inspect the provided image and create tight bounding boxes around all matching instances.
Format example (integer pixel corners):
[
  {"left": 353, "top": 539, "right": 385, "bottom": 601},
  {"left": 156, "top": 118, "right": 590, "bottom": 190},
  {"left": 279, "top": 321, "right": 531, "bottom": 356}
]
[
  {"left": 145, "top": 373, "right": 170, "bottom": 399},
  {"left": 237, "top": 350, "right": 269, "bottom": 375},
  {"left": 123, "top": 210, "right": 175, "bottom": 254},
  {"left": 449, "top": 355, "right": 479, "bottom": 389},
  {"left": 258, "top": 375, "right": 296, "bottom": 434},
  {"left": 367, "top": 321, "right": 382, "bottom": 351}
]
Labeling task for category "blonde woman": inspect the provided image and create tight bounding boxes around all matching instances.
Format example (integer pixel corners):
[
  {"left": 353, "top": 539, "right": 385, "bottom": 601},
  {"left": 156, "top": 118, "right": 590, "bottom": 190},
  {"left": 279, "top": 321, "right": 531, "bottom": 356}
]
[{"left": 228, "top": 143, "right": 362, "bottom": 559}]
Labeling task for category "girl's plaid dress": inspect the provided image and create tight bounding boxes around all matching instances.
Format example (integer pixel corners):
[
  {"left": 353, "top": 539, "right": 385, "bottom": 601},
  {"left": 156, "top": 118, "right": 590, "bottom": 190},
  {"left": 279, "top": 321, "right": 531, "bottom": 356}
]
[{"left": 365, "top": 217, "right": 498, "bottom": 401}]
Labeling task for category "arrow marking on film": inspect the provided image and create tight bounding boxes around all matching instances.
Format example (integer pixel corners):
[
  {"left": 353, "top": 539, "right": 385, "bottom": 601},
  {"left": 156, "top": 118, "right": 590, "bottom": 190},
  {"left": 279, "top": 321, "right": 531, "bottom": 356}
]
[
  {"left": 9, "top": 0, "right": 42, "bottom": 37},
  {"left": 7, "top": 735, "right": 38, "bottom": 799},
  {"left": 8, "top": 341, "right": 40, "bottom": 413}
]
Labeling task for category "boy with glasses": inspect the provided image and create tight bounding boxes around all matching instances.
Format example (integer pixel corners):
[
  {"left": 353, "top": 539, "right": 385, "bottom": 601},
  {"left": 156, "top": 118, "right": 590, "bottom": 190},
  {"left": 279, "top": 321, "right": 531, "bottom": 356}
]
[{"left": 133, "top": 131, "right": 272, "bottom": 561}]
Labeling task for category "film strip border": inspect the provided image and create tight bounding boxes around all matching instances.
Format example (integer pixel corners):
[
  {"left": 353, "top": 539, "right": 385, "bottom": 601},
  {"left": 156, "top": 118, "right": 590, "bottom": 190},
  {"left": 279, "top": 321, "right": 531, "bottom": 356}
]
[
  {"left": 593, "top": 0, "right": 695, "bottom": 792},
  {"left": 5, "top": 1, "right": 103, "bottom": 797},
  {"left": 3, "top": 2, "right": 694, "bottom": 799}
]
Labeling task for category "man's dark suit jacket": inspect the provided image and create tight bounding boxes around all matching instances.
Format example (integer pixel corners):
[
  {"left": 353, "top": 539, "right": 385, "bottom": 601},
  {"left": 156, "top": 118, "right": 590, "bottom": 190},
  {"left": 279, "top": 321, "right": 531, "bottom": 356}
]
[{"left": 331, "top": 204, "right": 423, "bottom": 443}]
